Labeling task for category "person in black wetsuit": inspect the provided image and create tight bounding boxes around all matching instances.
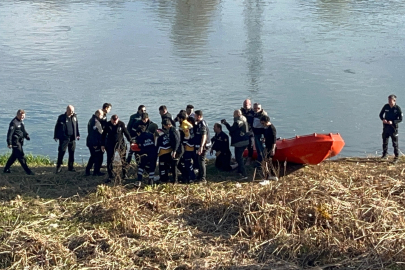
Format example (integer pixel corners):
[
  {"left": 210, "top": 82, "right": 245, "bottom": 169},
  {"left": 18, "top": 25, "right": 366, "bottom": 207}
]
[
  {"left": 101, "top": 114, "right": 132, "bottom": 181},
  {"left": 134, "top": 126, "right": 157, "bottom": 185},
  {"left": 54, "top": 105, "right": 80, "bottom": 173},
  {"left": 85, "top": 109, "right": 105, "bottom": 176},
  {"left": 379, "top": 94, "right": 403, "bottom": 163},
  {"left": 210, "top": 123, "right": 234, "bottom": 171},
  {"left": 3, "top": 109, "right": 34, "bottom": 175}
]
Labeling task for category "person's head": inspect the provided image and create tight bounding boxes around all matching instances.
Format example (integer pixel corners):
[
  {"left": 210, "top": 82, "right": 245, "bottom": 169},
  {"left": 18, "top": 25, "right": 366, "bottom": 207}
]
[
  {"left": 260, "top": 115, "right": 271, "bottom": 126},
  {"left": 159, "top": 105, "right": 167, "bottom": 116},
  {"left": 136, "top": 125, "right": 146, "bottom": 135},
  {"left": 66, "top": 105, "right": 74, "bottom": 116},
  {"left": 141, "top": 112, "right": 149, "bottom": 123},
  {"left": 186, "top": 104, "right": 194, "bottom": 115},
  {"left": 243, "top": 99, "right": 252, "bottom": 110},
  {"left": 388, "top": 94, "right": 397, "bottom": 107},
  {"left": 234, "top": 109, "right": 242, "bottom": 118},
  {"left": 177, "top": 112, "right": 187, "bottom": 123},
  {"left": 195, "top": 110, "right": 203, "bottom": 121},
  {"left": 162, "top": 118, "right": 172, "bottom": 129},
  {"left": 138, "top": 105, "right": 146, "bottom": 114},
  {"left": 16, "top": 109, "right": 25, "bottom": 121},
  {"left": 110, "top": 114, "right": 119, "bottom": 125},
  {"left": 102, "top": 103, "right": 112, "bottom": 113},
  {"left": 95, "top": 109, "right": 104, "bottom": 120},
  {"left": 214, "top": 123, "right": 222, "bottom": 134},
  {"left": 253, "top": 103, "right": 262, "bottom": 113}
]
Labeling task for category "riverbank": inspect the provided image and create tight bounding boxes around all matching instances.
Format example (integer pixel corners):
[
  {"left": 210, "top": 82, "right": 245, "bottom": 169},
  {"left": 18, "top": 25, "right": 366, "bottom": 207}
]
[{"left": 0, "top": 157, "right": 404, "bottom": 269}]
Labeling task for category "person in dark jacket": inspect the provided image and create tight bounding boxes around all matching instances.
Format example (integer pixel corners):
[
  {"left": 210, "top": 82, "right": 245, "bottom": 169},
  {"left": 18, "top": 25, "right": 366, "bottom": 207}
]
[
  {"left": 85, "top": 109, "right": 105, "bottom": 176},
  {"left": 128, "top": 105, "right": 146, "bottom": 131},
  {"left": 163, "top": 118, "right": 183, "bottom": 183},
  {"left": 126, "top": 113, "right": 158, "bottom": 164},
  {"left": 241, "top": 99, "right": 255, "bottom": 164},
  {"left": 252, "top": 103, "right": 268, "bottom": 166},
  {"left": 3, "top": 109, "right": 34, "bottom": 175},
  {"left": 101, "top": 115, "right": 132, "bottom": 181},
  {"left": 210, "top": 123, "right": 236, "bottom": 172},
  {"left": 260, "top": 115, "right": 278, "bottom": 180},
  {"left": 159, "top": 105, "right": 176, "bottom": 127},
  {"left": 379, "top": 94, "right": 403, "bottom": 163},
  {"left": 54, "top": 105, "right": 80, "bottom": 173},
  {"left": 222, "top": 110, "right": 249, "bottom": 179},
  {"left": 194, "top": 110, "right": 211, "bottom": 182},
  {"left": 134, "top": 126, "right": 157, "bottom": 185}
]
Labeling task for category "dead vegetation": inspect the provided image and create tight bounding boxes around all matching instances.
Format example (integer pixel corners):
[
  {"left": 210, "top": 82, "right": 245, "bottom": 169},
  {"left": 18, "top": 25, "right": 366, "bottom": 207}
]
[{"left": 0, "top": 157, "right": 405, "bottom": 269}]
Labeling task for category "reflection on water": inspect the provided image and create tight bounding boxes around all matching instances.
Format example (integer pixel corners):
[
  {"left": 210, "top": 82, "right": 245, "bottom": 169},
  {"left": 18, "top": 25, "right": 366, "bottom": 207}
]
[
  {"left": 243, "top": 0, "right": 264, "bottom": 92},
  {"left": 0, "top": 0, "right": 404, "bottom": 160}
]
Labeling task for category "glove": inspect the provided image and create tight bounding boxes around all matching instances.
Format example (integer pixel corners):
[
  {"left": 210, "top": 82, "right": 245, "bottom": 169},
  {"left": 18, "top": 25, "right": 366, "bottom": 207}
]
[{"left": 26, "top": 136, "right": 30, "bottom": 141}]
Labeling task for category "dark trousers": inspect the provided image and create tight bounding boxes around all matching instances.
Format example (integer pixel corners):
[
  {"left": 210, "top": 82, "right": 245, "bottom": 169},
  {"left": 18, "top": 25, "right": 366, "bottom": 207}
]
[
  {"left": 171, "top": 151, "right": 183, "bottom": 182},
  {"left": 106, "top": 143, "right": 127, "bottom": 178},
  {"left": 196, "top": 149, "right": 207, "bottom": 181},
  {"left": 181, "top": 151, "right": 196, "bottom": 181},
  {"left": 235, "top": 146, "right": 247, "bottom": 177},
  {"left": 57, "top": 136, "right": 75, "bottom": 169},
  {"left": 159, "top": 153, "right": 172, "bottom": 182},
  {"left": 4, "top": 143, "right": 31, "bottom": 173},
  {"left": 382, "top": 126, "right": 399, "bottom": 157},
  {"left": 138, "top": 153, "right": 157, "bottom": 181},
  {"left": 215, "top": 151, "right": 232, "bottom": 171},
  {"left": 86, "top": 146, "right": 103, "bottom": 174}
]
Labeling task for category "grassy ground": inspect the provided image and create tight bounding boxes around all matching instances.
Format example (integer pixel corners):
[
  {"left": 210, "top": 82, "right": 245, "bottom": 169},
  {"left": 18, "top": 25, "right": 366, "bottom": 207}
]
[{"left": 0, "top": 155, "right": 404, "bottom": 269}]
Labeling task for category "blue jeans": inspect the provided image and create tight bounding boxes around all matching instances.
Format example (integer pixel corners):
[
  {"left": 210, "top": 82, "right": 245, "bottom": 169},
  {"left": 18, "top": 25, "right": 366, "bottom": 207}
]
[{"left": 254, "top": 134, "right": 264, "bottom": 163}]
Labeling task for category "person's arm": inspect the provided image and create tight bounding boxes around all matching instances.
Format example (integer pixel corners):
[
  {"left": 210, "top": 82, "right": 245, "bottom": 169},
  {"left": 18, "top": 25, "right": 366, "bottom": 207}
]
[
  {"left": 393, "top": 106, "right": 403, "bottom": 125},
  {"left": 101, "top": 126, "right": 107, "bottom": 147},
  {"left": 379, "top": 105, "right": 386, "bottom": 122},
  {"left": 123, "top": 124, "right": 132, "bottom": 142},
  {"left": 6, "top": 121, "right": 14, "bottom": 147},
  {"left": 76, "top": 116, "right": 80, "bottom": 139},
  {"left": 54, "top": 115, "right": 60, "bottom": 141},
  {"left": 22, "top": 123, "right": 30, "bottom": 140},
  {"left": 173, "top": 129, "right": 181, "bottom": 157}
]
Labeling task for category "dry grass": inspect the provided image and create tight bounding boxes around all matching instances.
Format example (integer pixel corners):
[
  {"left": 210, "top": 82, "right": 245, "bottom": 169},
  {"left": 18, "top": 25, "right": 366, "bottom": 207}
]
[{"left": 1, "top": 157, "right": 405, "bottom": 269}]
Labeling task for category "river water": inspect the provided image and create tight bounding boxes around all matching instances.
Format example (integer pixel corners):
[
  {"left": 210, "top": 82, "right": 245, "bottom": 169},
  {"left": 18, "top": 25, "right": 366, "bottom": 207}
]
[{"left": 1, "top": 0, "right": 405, "bottom": 161}]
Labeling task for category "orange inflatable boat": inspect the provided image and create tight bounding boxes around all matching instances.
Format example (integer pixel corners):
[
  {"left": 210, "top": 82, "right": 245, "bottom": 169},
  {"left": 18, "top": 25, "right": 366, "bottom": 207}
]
[{"left": 244, "top": 133, "right": 345, "bottom": 165}]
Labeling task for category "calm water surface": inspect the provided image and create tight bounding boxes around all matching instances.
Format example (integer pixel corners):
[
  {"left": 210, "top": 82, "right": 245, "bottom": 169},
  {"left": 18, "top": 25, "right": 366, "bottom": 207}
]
[{"left": 1, "top": 0, "right": 405, "bottom": 161}]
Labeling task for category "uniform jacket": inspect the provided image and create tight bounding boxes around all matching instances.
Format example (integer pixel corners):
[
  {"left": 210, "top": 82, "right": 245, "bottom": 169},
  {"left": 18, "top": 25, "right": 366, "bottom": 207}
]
[
  {"left": 161, "top": 112, "right": 176, "bottom": 127},
  {"left": 224, "top": 116, "right": 249, "bottom": 147},
  {"left": 241, "top": 107, "right": 255, "bottom": 131},
  {"left": 86, "top": 114, "right": 103, "bottom": 147},
  {"left": 194, "top": 119, "right": 211, "bottom": 149},
  {"left": 168, "top": 126, "right": 183, "bottom": 156},
  {"left": 379, "top": 104, "right": 403, "bottom": 130},
  {"left": 127, "top": 112, "right": 143, "bottom": 131},
  {"left": 136, "top": 132, "right": 157, "bottom": 156},
  {"left": 54, "top": 113, "right": 80, "bottom": 140},
  {"left": 211, "top": 131, "right": 231, "bottom": 155},
  {"left": 128, "top": 119, "right": 158, "bottom": 138},
  {"left": 101, "top": 120, "right": 131, "bottom": 147},
  {"left": 7, "top": 117, "right": 29, "bottom": 146}
]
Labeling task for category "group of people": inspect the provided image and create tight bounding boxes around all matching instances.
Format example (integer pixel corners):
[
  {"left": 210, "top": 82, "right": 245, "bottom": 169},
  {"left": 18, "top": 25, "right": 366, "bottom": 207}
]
[{"left": 3, "top": 94, "right": 402, "bottom": 183}]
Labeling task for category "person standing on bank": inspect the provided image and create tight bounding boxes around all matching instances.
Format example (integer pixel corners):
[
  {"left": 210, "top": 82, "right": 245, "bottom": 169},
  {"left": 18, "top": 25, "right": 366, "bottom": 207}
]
[
  {"left": 54, "top": 105, "right": 80, "bottom": 173},
  {"left": 3, "top": 109, "right": 35, "bottom": 175},
  {"left": 252, "top": 103, "right": 268, "bottom": 166},
  {"left": 194, "top": 110, "right": 211, "bottom": 182},
  {"left": 159, "top": 105, "right": 176, "bottom": 127},
  {"left": 222, "top": 110, "right": 249, "bottom": 180},
  {"left": 177, "top": 112, "right": 196, "bottom": 183},
  {"left": 260, "top": 115, "right": 278, "bottom": 180},
  {"left": 164, "top": 118, "right": 183, "bottom": 183},
  {"left": 241, "top": 99, "right": 255, "bottom": 165},
  {"left": 101, "top": 115, "right": 132, "bottom": 181},
  {"left": 128, "top": 105, "right": 146, "bottom": 130},
  {"left": 210, "top": 123, "right": 237, "bottom": 172},
  {"left": 379, "top": 94, "right": 403, "bottom": 163},
  {"left": 135, "top": 126, "right": 157, "bottom": 185},
  {"left": 85, "top": 109, "right": 105, "bottom": 176}
]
